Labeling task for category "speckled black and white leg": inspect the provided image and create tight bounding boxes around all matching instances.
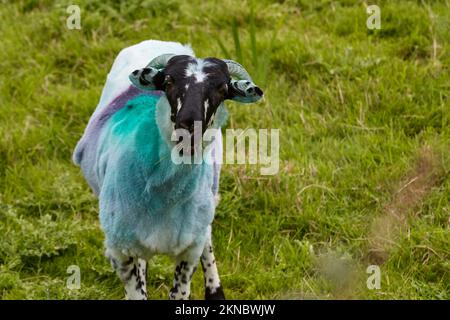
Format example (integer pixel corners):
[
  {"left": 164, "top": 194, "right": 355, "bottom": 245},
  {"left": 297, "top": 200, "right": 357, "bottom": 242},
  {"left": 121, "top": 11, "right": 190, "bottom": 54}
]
[
  {"left": 169, "top": 256, "right": 199, "bottom": 300},
  {"left": 106, "top": 248, "right": 148, "bottom": 300},
  {"left": 201, "top": 228, "right": 225, "bottom": 300}
]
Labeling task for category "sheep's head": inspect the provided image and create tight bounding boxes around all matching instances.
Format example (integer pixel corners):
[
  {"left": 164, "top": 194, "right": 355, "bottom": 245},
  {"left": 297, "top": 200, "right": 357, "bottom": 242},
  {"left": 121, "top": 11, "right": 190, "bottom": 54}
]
[
  {"left": 129, "top": 54, "right": 263, "bottom": 155},
  {"left": 129, "top": 54, "right": 263, "bottom": 133}
]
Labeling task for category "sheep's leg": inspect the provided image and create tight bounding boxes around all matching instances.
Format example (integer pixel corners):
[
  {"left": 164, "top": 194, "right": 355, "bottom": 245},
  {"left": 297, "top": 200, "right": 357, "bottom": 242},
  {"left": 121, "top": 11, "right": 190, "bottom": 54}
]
[
  {"left": 106, "top": 248, "right": 148, "bottom": 300},
  {"left": 169, "top": 254, "right": 199, "bottom": 300},
  {"left": 201, "top": 229, "right": 225, "bottom": 300}
]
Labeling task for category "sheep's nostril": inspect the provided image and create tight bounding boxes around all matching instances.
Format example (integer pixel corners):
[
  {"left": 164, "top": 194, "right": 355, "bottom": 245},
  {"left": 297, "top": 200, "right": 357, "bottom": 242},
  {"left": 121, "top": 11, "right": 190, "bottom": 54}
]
[
  {"left": 132, "top": 70, "right": 139, "bottom": 76},
  {"left": 178, "top": 122, "right": 190, "bottom": 131},
  {"left": 177, "top": 122, "right": 195, "bottom": 134}
]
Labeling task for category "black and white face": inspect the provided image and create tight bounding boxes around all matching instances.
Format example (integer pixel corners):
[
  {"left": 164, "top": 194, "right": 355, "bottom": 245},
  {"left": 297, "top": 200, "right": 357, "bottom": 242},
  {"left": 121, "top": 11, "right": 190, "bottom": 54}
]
[
  {"left": 162, "top": 55, "right": 230, "bottom": 133},
  {"left": 129, "top": 54, "right": 263, "bottom": 149}
]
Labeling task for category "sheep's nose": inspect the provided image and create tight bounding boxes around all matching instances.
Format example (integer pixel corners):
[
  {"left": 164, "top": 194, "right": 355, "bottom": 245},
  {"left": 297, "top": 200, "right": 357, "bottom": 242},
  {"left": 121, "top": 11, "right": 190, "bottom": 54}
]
[{"left": 177, "top": 121, "right": 194, "bottom": 134}]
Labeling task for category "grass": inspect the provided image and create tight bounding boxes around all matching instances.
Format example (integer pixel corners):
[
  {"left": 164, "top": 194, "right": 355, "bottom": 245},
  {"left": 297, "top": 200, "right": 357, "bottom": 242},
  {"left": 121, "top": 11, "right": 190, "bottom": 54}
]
[{"left": 0, "top": 0, "right": 449, "bottom": 300}]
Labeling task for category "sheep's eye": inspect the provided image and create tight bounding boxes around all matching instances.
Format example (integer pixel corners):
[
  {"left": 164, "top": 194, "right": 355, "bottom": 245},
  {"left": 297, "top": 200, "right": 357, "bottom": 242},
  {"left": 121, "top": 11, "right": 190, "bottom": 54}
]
[
  {"left": 217, "top": 83, "right": 228, "bottom": 96},
  {"left": 164, "top": 75, "right": 174, "bottom": 89}
]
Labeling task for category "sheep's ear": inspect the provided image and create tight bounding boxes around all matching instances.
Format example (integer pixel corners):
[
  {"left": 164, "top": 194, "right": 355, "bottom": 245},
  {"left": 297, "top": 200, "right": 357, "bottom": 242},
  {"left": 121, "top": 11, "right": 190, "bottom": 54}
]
[
  {"left": 129, "top": 67, "right": 165, "bottom": 91},
  {"left": 226, "top": 80, "right": 263, "bottom": 103}
]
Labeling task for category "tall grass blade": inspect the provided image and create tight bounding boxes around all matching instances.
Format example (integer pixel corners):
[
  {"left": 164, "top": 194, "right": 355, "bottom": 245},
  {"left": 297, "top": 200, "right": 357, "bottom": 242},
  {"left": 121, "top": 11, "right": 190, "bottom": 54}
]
[
  {"left": 232, "top": 18, "right": 243, "bottom": 63},
  {"left": 217, "top": 37, "right": 231, "bottom": 59}
]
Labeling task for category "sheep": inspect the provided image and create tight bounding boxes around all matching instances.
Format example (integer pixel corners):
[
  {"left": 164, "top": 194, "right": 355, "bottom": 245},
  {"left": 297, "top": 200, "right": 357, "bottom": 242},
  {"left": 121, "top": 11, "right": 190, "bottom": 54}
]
[{"left": 73, "top": 40, "right": 263, "bottom": 300}]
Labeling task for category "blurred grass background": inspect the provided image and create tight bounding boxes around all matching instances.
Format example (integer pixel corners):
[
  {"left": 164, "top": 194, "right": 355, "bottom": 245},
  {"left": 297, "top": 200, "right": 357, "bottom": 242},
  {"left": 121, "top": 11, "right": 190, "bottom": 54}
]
[{"left": 0, "top": 0, "right": 449, "bottom": 299}]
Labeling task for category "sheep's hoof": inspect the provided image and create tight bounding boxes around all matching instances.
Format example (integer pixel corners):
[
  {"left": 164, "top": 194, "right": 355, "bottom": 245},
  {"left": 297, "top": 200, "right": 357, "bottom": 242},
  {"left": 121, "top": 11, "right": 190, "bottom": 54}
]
[{"left": 205, "top": 286, "right": 225, "bottom": 300}]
